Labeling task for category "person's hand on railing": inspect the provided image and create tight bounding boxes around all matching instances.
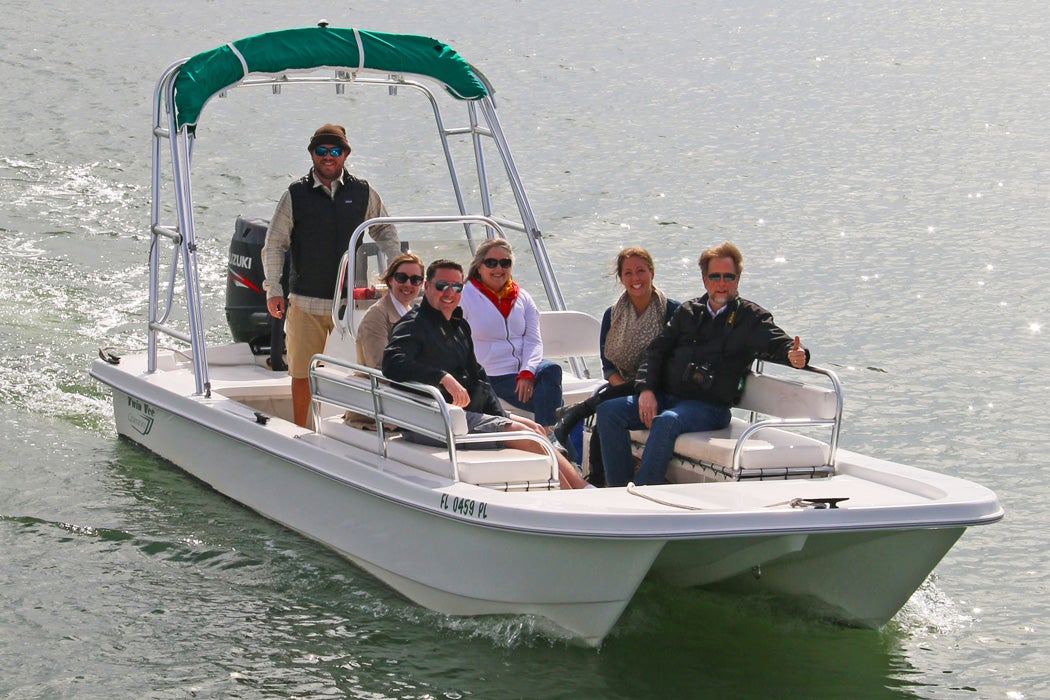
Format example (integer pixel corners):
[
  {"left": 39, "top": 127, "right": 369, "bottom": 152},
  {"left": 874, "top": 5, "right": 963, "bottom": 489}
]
[{"left": 788, "top": 336, "right": 807, "bottom": 369}]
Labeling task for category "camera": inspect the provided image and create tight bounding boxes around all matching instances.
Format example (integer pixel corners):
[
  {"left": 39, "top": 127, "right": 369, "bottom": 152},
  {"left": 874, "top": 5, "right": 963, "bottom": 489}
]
[{"left": 683, "top": 361, "right": 715, "bottom": 390}]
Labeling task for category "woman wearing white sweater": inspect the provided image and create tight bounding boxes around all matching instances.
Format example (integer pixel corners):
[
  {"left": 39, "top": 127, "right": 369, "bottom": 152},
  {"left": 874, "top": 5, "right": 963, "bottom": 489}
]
[{"left": 459, "top": 239, "right": 563, "bottom": 433}]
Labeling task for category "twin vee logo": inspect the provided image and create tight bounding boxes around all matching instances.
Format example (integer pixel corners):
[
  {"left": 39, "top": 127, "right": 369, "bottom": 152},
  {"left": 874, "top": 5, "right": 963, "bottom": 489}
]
[{"left": 126, "top": 396, "right": 156, "bottom": 436}]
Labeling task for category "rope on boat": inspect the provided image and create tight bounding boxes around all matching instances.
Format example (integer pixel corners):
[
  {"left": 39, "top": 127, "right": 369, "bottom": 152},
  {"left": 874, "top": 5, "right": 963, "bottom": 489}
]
[
  {"left": 764, "top": 497, "right": 849, "bottom": 509},
  {"left": 623, "top": 486, "right": 849, "bottom": 511},
  {"left": 98, "top": 346, "right": 122, "bottom": 365},
  {"left": 625, "top": 482, "right": 705, "bottom": 511},
  {"left": 96, "top": 345, "right": 192, "bottom": 365}
]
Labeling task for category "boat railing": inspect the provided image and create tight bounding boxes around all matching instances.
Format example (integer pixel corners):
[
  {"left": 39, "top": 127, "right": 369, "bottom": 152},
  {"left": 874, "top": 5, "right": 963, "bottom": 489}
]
[
  {"left": 730, "top": 364, "right": 844, "bottom": 478},
  {"left": 308, "top": 355, "right": 560, "bottom": 486},
  {"left": 639, "top": 363, "right": 844, "bottom": 483},
  {"left": 332, "top": 214, "right": 510, "bottom": 338}
]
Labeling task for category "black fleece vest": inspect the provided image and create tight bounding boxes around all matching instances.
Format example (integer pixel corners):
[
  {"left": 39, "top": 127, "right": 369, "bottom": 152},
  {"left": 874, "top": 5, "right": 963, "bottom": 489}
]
[{"left": 287, "top": 171, "right": 370, "bottom": 299}]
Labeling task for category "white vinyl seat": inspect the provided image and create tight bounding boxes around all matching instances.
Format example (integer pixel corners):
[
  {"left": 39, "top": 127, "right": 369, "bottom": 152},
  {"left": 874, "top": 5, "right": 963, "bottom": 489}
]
[
  {"left": 627, "top": 368, "right": 842, "bottom": 482},
  {"left": 309, "top": 358, "right": 558, "bottom": 489}
]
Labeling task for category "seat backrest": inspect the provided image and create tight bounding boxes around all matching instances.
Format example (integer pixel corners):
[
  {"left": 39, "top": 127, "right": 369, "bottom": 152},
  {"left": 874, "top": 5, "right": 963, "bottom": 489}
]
[
  {"left": 323, "top": 296, "right": 381, "bottom": 364},
  {"left": 310, "top": 364, "right": 468, "bottom": 436},
  {"left": 738, "top": 371, "right": 839, "bottom": 421},
  {"left": 539, "top": 310, "right": 601, "bottom": 358},
  {"left": 375, "top": 383, "right": 469, "bottom": 437},
  {"left": 323, "top": 326, "right": 359, "bottom": 364}
]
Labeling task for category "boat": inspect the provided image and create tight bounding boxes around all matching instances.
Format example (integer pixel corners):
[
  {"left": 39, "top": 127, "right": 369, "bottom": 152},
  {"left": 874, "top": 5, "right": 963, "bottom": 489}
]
[{"left": 90, "top": 24, "right": 1003, "bottom": 646}]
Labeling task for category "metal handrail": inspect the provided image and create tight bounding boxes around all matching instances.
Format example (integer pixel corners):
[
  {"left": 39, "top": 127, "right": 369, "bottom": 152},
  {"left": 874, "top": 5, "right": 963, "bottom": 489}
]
[
  {"left": 731, "top": 364, "right": 844, "bottom": 478},
  {"left": 333, "top": 214, "right": 510, "bottom": 337}
]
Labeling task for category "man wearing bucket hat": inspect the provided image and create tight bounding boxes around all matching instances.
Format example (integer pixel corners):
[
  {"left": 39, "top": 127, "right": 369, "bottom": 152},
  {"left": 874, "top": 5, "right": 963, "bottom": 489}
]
[{"left": 262, "top": 123, "right": 401, "bottom": 427}]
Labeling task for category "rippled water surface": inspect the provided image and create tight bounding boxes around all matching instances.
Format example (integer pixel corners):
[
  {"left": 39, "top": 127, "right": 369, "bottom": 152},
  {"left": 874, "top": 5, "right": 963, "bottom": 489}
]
[{"left": 2, "top": 1, "right": 1047, "bottom": 698}]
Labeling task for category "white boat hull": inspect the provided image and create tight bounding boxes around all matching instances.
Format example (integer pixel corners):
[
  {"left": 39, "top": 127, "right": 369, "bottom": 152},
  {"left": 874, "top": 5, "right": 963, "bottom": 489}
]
[{"left": 92, "top": 354, "right": 1000, "bottom": 645}]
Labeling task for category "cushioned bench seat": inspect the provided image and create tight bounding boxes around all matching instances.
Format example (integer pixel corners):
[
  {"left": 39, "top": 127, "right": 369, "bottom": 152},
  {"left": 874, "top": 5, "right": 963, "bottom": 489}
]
[
  {"left": 386, "top": 436, "right": 555, "bottom": 486},
  {"left": 629, "top": 418, "right": 830, "bottom": 471},
  {"left": 310, "top": 360, "right": 558, "bottom": 489},
  {"left": 620, "top": 368, "right": 842, "bottom": 482},
  {"left": 318, "top": 416, "right": 555, "bottom": 486}
]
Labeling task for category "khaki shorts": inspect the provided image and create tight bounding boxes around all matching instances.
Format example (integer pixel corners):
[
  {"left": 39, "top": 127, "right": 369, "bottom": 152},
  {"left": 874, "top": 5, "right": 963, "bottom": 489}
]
[{"left": 286, "top": 303, "right": 334, "bottom": 378}]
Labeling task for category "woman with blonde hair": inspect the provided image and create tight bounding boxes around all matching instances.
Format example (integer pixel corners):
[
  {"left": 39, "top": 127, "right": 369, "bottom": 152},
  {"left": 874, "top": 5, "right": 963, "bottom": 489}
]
[{"left": 459, "top": 238, "right": 565, "bottom": 439}]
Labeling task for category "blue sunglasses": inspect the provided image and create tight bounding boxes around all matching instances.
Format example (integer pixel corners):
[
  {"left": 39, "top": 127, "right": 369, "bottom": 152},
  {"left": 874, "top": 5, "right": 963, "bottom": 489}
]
[{"left": 313, "top": 145, "right": 345, "bottom": 157}]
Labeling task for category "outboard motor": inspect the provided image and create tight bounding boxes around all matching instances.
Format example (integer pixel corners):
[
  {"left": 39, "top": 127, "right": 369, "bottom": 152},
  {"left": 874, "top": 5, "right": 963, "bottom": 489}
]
[
  {"left": 225, "top": 216, "right": 288, "bottom": 369},
  {"left": 224, "top": 216, "right": 401, "bottom": 369}
]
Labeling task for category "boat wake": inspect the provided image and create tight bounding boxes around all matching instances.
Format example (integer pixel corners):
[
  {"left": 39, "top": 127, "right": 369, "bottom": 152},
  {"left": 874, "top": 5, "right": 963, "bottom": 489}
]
[
  {"left": 892, "top": 574, "right": 972, "bottom": 636},
  {"left": 439, "top": 613, "right": 577, "bottom": 649},
  {"left": 0, "top": 155, "right": 143, "bottom": 238}
]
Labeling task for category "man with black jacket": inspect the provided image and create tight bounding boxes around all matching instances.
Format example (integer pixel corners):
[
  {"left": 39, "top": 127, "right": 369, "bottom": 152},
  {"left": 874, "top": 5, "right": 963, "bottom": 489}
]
[
  {"left": 383, "top": 259, "right": 589, "bottom": 489},
  {"left": 596, "top": 241, "right": 809, "bottom": 486}
]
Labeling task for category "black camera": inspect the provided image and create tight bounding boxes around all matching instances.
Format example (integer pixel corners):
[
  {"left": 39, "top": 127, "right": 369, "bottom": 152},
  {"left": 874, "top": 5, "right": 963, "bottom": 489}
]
[{"left": 683, "top": 361, "right": 715, "bottom": 390}]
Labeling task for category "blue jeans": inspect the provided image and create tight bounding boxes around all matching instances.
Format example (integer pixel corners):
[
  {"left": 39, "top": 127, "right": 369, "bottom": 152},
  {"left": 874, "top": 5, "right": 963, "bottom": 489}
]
[
  {"left": 488, "top": 359, "right": 563, "bottom": 426},
  {"left": 596, "top": 392, "right": 731, "bottom": 486}
]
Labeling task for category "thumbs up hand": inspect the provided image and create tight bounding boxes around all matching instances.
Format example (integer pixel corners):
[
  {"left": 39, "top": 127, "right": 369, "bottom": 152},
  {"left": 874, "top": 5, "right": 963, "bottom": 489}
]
[{"left": 788, "top": 336, "right": 807, "bottom": 368}]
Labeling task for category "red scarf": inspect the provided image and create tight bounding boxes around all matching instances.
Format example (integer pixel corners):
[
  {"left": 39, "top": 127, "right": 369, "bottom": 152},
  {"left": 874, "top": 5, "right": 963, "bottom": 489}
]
[{"left": 470, "top": 277, "right": 519, "bottom": 318}]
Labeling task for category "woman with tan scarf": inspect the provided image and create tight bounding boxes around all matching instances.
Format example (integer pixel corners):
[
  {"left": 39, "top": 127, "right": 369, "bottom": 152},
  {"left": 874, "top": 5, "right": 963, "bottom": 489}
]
[{"left": 553, "top": 247, "right": 678, "bottom": 482}]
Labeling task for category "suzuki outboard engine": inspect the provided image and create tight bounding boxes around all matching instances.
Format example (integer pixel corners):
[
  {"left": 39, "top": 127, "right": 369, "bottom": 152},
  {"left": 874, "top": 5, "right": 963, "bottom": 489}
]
[{"left": 225, "top": 216, "right": 288, "bottom": 368}]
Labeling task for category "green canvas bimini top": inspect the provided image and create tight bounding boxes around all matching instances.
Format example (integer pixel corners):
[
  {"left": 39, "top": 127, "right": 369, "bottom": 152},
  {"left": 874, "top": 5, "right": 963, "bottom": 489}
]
[{"left": 172, "top": 26, "right": 488, "bottom": 131}]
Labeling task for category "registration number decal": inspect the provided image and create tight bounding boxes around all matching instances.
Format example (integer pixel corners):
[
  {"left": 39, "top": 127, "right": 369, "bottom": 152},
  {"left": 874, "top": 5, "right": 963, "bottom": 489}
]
[{"left": 439, "top": 494, "right": 488, "bottom": 520}]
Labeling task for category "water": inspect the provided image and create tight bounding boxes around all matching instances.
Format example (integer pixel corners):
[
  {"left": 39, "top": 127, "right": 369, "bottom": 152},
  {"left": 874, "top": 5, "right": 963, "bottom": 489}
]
[{"left": 1, "top": 1, "right": 1047, "bottom": 697}]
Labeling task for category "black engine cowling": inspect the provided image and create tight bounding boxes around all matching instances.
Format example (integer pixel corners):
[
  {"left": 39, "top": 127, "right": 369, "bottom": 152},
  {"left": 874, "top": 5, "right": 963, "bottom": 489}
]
[
  {"left": 225, "top": 216, "right": 287, "bottom": 363},
  {"left": 224, "top": 215, "right": 396, "bottom": 366}
]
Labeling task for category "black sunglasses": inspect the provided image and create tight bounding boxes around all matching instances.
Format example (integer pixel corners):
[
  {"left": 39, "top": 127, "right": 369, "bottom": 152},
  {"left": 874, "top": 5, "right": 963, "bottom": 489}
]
[
  {"left": 392, "top": 271, "right": 424, "bottom": 285},
  {"left": 312, "top": 145, "right": 345, "bottom": 157},
  {"left": 431, "top": 280, "right": 464, "bottom": 293},
  {"left": 482, "top": 257, "right": 513, "bottom": 269},
  {"left": 706, "top": 272, "right": 738, "bottom": 282}
]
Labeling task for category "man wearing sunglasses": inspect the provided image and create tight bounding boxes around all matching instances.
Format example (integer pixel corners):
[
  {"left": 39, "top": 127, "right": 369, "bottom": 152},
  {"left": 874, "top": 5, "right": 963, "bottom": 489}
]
[
  {"left": 383, "top": 260, "right": 590, "bottom": 489},
  {"left": 262, "top": 123, "right": 401, "bottom": 427},
  {"left": 596, "top": 240, "right": 810, "bottom": 487}
]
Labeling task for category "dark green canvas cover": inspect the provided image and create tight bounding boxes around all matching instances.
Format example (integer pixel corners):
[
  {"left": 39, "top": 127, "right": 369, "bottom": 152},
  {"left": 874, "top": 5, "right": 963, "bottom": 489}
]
[{"left": 172, "top": 26, "right": 488, "bottom": 131}]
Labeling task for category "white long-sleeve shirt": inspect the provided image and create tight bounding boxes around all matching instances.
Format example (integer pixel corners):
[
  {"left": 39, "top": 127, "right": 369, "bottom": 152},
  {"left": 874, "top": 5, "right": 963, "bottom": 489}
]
[{"left": 459, "top": 282, "right": 544, "bottom": 378}]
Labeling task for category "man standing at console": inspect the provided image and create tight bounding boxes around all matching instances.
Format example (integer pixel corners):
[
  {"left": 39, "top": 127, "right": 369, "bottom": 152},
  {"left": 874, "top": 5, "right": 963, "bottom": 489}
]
[
  {"left": 383, "top": 259, "right": 589, "bottom": 490},
  {"left": 263, "top": 123, "right": 400, "bottom": 427},
  {"left": 596, "top": 241, "right": 810, "bottom": 486}
]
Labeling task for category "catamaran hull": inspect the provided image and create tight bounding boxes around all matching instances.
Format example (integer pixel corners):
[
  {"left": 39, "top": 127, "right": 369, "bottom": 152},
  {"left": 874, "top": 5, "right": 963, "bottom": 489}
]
[
  {"left": 95, "top": 362, "right": 991, "bottom": 645},
  {"left": 651, "top": 526, "right": 964, "bottom": 626}
]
